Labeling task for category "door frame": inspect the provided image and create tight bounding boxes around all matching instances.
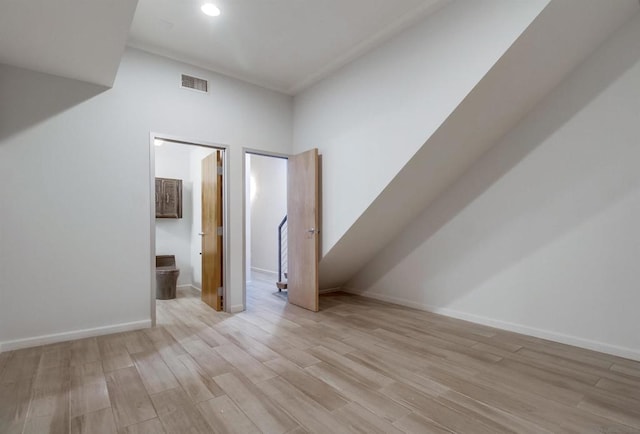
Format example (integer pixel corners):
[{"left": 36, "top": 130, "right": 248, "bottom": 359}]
[
  {"left": 149, "top": 132, "right": 231, "bottom": 325},
  {"left": 242, "top": 148, "right": 289, "bottom": 310}
]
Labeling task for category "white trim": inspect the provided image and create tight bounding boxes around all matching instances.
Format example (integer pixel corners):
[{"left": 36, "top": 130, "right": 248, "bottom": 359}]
[
  {"left": 342, "top": 288, "right": 640, "bottom": 362},
  {"left": 244, "top": 148, "right": 290, "bottom": 159},
  {"left": 251, "top": 267, "right": 278, "bottom": 278},
  {"left": 242, "top": 148, "right": 290, "bottom": 317},
  {"left": 242, "top": 151, "right": 248, "bottom": 310},
  {"left": 149, "top": 134, "right": 157, "bottom": 327},
  {"left": 230, "top": 304, "right": 244, "bottom": 313},
  {"left": 0, "top": 320, "right": 151, "bottom": 353},
  {"left": 319, "top": 287, "right": 342, "bottom": 294},
  {"left": 150, "top": 132, "right": 231, "bottom": 314},
  {"left": 221, "top": 145, "right": 231, "bottom": 313},
  {"left": 176, "top": 284, "right": 201, "bottom": 292}
]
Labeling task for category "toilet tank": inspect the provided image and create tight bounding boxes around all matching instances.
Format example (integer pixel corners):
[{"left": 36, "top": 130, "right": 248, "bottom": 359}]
[{"left": 156, "top": 255, "right": 176, "bottom": 268}]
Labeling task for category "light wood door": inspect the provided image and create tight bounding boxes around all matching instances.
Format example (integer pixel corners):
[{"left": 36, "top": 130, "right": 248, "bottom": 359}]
[
  {"left": 287, "top": 148, "right": 319, "bottom": 312},
  {"left": 202, "top": 151, "right": 223, "bottom": 311}
]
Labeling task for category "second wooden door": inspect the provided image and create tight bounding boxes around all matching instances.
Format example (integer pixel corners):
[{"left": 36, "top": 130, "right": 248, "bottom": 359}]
[{"left": 287, "top": 148, "right": 319, "bottom": 312}]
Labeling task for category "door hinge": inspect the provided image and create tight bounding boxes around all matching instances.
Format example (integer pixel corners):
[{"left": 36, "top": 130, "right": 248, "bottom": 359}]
[
  {"left": 217, "top": 166, "right": 223, "bottom": 176},
  {"left": 217, "top": 226, "right": 223, "bottom": 236},
  {"left": 217, "top": 287, "right": 223, "bottom": 296}
]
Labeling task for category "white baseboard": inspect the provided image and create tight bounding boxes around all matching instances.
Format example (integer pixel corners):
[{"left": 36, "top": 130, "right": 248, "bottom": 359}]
[
  {"left": 230, "top": 304, "right": 244, "bottom": 313},
  {"left": 251, "top": 267, "right": 278, "bottom": 278},
  {"left": 319, "top": 286, "right": 342, "bottom": 294},
  {"left": 0, "top": 319, "right": 152, "bottom": 353},
  {"left": 342, "top": 288, "right": 640, "bottom": 362},
  {"left": 177, "top": 284, "right": 201, "bottom": 292}
]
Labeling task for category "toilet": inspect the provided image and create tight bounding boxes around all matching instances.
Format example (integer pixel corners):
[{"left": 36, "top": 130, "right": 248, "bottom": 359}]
[{"left": 156, "top": 255, "right": 180, "bottom": 300}]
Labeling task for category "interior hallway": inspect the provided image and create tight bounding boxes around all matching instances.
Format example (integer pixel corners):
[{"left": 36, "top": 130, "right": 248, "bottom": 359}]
[{"left": 1, "top": 284, "right": 639, "bottom": 433}]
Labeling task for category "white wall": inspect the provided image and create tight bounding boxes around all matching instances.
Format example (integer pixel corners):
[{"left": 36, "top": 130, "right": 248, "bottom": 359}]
[
  {"left": 311, "top": 0, "right": 640, "bottom": 290},
  {"left": 155, "top": 142, "right": 194, "bottom": 286},
  {"left": 249, "top": 154, "right": 287, "bottom": 276},
  {"left": 293, "top": 0, "right": 548, "bottom": 257},
  {"left": 0, "top": 47, "right": 293, "bottom": 350},
  {"left": 347, "top": 14, "right": 640, "bottom": 360}
]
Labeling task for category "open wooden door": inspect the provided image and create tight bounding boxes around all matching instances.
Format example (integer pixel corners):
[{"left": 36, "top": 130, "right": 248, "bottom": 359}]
[
  {"left": 201, "top": 151, "right": 223, "bottom": 311},
  {"left": 287, "top": 148, "right": 319, "bottom": 311}
]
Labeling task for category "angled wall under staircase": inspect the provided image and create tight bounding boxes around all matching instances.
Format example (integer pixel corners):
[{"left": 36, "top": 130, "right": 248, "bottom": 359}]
[
  {"left": 346, "top": 12, "right": 640, "bottom": 360},
  {"left": 292, "top": 0, "right": 639, "bottom": 289}
]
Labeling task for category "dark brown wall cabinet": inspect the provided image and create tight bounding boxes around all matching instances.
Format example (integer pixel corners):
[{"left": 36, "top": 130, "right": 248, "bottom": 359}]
[{"left": 155, "top": 178, "right": 183, "bottom": 218}]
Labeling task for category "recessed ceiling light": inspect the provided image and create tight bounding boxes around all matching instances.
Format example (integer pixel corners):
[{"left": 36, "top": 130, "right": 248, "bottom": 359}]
[{"left": 201, "top": 3, "right": 221, "bottom": 17}]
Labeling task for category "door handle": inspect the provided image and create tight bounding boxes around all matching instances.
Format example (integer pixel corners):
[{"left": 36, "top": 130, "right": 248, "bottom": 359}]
[
  {"left": 199, "top": 232, "right": 206, "bottom": 236},
  {"left": 308, "top": 228, "right": 319, "bottom": 234}
]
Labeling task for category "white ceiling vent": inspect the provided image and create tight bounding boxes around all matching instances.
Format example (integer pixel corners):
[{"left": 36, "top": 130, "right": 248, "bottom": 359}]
[{"left": 181, "top": 74, "right": 208, "bottom": 93}]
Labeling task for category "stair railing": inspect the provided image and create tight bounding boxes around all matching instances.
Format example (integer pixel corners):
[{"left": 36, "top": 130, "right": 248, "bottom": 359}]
[{"left": 278, "top": 215, "right": 288, "bottom": 284}]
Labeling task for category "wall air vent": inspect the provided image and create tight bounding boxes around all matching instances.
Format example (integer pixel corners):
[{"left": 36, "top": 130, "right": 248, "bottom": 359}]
[{"left": 181, "top": 74, "right": 208, "bottom": 93}]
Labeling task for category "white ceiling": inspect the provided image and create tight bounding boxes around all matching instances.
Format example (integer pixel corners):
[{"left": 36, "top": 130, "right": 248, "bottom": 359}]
[
  {"left": 0, "top": 0, "right": 138, "bottom": 87},
  {"left": 0, "top": 0, "right": 447, "bottom": 93},
  {"left": 128, "top": 0, "right": 449, "bottom": 95}
]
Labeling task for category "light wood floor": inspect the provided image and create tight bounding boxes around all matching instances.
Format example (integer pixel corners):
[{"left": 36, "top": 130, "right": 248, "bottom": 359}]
[{"left": 1, "top": 278, "right": 640, "bottom": 434}]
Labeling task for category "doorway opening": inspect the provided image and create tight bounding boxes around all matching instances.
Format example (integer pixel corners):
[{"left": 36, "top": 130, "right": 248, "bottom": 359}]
[
  {"left": 150, "top": 134, "right": 228, "bottom": 325},
  {"left": 244, "top": 151, "right": 288, "bottom": 310}
]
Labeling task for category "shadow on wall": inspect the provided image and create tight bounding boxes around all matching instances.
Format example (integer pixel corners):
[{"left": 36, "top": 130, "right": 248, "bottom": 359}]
[
  {"left": 347, "top": 14, "right": 640, "bottom": 303},
  {"left": 0, "top": 63, "right": 107, "bottom": 143}
]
